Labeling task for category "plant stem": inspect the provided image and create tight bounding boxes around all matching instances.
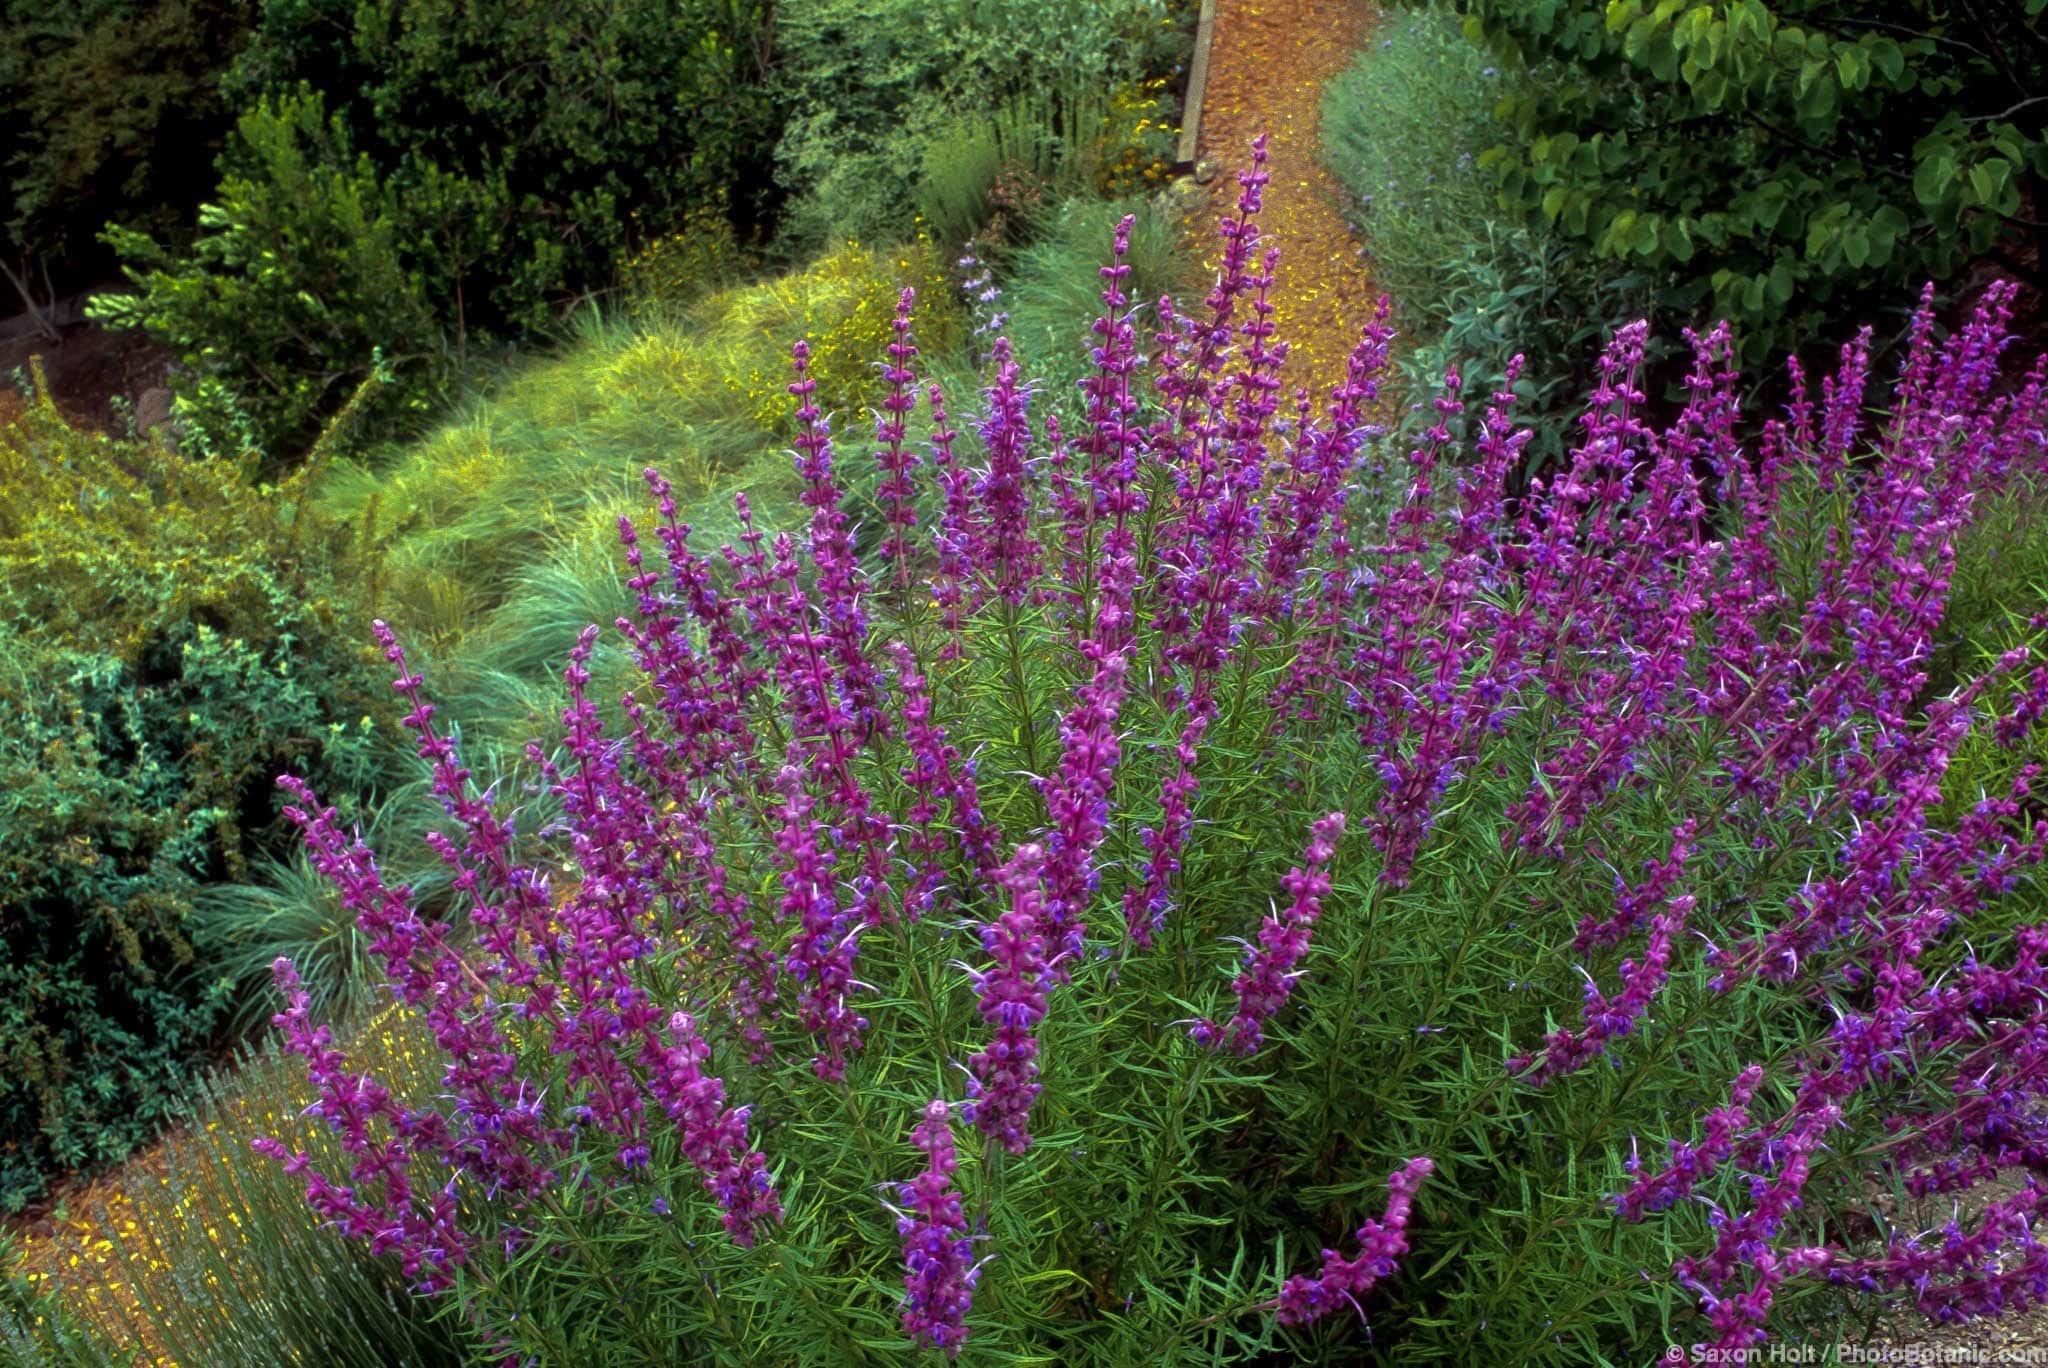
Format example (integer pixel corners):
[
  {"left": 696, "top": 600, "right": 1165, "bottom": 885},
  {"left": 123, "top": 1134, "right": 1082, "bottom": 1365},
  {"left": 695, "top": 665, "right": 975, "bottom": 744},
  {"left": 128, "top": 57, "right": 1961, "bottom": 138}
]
[
  {"left": 1118, "top": 1049, "right": 1213, "bottom": 1277},
  {"left": 998, "top": 596, "right": 1043, "bottom": 776}
]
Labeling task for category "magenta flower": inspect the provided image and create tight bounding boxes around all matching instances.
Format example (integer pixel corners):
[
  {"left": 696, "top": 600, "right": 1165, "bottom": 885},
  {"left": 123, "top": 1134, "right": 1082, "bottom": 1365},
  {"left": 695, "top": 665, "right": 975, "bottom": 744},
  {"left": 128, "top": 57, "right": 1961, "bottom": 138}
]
[
  {"left": 257, "top": 959, "right": 471, "bottom": 1292},
  {"left": 1615, "top": 1065, "right": 1766, "bottom": 1222},
  {"left": 770, "top": 766, "right": 867, "bottom": 1080},
  {"left": 643, "top": 1011, "right": 782, "bottom": 1248},
  {"left": 875, "top": 288, "right": 924, "bottom": 610},
  {"left": 963, "top": 844, "right": 1054, "bottom": 1155},
  {"left": 927, "top": 381, "right": 977, "bottom": 659},
  {"left": 788, "top": 338, "right": 886, "bottom": 733},
  {"left": 1272, "top": 1156, "right": 1433, "bottom": 1326},
  {"left": 895, "top": 1099, "right": 979, "bottom": 1356},
  {"left": 251, "top": 147, "right": 2048, "bottom": 1356},
  {"left": 974, "top": 337, "right": 1043, "bottom": 607},
  {"left": 1038, "top": 643, "right": 1132, "bottom": 975},
  {"left": 1193, "top": 812, "right": 1346, "bottom": 1055},
  {"left": 891, "top": 641, "right": 1000, "bottom": 916}
]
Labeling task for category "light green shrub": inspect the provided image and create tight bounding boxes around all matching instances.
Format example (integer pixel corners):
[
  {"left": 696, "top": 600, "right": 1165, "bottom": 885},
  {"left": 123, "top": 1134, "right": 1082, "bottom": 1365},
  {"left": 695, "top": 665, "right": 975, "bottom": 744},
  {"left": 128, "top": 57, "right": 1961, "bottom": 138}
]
[{"left": 1321, "top": 5, "right": 1645, "bottom": 451}]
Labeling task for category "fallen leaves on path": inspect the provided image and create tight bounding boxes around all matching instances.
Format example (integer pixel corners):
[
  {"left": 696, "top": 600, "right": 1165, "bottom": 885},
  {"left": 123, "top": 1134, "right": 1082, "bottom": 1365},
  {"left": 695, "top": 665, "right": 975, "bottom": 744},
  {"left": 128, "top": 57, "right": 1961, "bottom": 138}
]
[{"left": 1195, "top": 0, "right": 1381, "bottom": 399}]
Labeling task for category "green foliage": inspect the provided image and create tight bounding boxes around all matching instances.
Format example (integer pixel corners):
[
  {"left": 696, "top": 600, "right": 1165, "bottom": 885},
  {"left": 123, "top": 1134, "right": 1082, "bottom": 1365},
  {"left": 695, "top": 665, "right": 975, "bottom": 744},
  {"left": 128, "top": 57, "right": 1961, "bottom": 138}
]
[
  {"left": 231, "top": 412, "right": 2046, "bottom": 1365},
  {"left": 912, "top": 84, "right": 1108, "bottom": 248},
  {"left": 1936, "top": 476, "right": 2048, "bottom": 818},
  {"left": 91, "top": 91, "right": 444, "bottom": 465},
  {"left": 225, "top": 0, "right": 781, "bottom": 319},
  {"left": 94, "top": 0, "right": 780, "bottom": 461},
  {"left": 1441, "top": 0, "right": 2048, "bottom": 366},
  {"left": 1, "top": 1232, "right": 119, "bottom": 1368},
  {"left": 1943, "top": 477, "right": 2048, "bottom": 686},
  {"left": 0, "top": 372, "right": 392, "bottom": 1210},
  {"left": 1321, "top": 7, "right": 1649, "bottom": 451},
  {"left": 321, "top": 244, "right": 964, "bottom": 680},
  {"left": 621, "top": 197, "right": 757, "bottom": 320},
  {"left": 771, "top": 0, "right": 1188, "bottom": 250},
  {"left": 0, "top": 0, "right": 252, "bottom": 285},
  {"left": 17, "top": 1017, "right": 469, "bottom": 1367},
  {"left": 1001, "top": 193, "right": 1202, "bottom": 391},
  {"left": 190, "top": 853, "right": 381, "bottom": 1034}
]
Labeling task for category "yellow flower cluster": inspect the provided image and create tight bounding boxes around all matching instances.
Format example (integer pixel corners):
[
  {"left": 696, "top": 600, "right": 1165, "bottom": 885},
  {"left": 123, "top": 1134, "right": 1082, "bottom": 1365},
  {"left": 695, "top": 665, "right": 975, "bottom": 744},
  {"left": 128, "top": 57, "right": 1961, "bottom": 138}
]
[
  {"left": 1096, "top": 77, "right": 1180, "bottom": 195},
  {"left": 722, "top": 231, "right": 964, "bottom": 435},
  {"left": 622, "top": 198, "right": 751, "bottom": 317}
]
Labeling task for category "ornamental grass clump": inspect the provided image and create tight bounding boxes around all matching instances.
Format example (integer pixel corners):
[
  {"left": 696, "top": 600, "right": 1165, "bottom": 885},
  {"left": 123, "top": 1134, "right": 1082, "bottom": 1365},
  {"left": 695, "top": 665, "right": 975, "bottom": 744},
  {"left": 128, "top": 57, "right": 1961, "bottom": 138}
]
[{"left": 259, "top": 142, "right": 2048, "bottom": 1364}]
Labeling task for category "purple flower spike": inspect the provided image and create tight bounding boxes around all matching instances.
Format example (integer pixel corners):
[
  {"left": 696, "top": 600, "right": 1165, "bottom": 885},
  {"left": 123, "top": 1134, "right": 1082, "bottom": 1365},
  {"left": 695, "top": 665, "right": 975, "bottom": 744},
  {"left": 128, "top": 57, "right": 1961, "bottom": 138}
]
[
  {"left": 974, "top": 337, "right": 1043, "bottom": 607},
  {"left": 896, "top": 1099, "right": 979, "bottom": 1357},
  {"left": 1193, "top": 812, "right": 1347, "bottom": 1055},
  {"left": 1272, "top": 1156, "right": 1433, "bottom": 1326},
  {"left": 788, "top": 338, "right": 885, "bottom": 733},
  {"left": 875, "top": 288, "right": 924, "bottom": 609},
  {"left": 891, "top": 642, "right": 1000, "bottom": 916},
  {"left": 964, "top": 844, "right": 1054, "bottom": 1155},
  {"left": 1039, "top": 644, "right": 1133, "bottom": 975},
  {"left": 259, "top": 958, "right": 472, "bottom": 1293},
  {"left": 645, "top": 1011, "right": 783, "bottom": 1247},
  {"left": 1514, "top": 825, "right": 1698, "bottom": 1083},
  {"left": 770, "top": 767, "right": 867, "bottom": 1079}
]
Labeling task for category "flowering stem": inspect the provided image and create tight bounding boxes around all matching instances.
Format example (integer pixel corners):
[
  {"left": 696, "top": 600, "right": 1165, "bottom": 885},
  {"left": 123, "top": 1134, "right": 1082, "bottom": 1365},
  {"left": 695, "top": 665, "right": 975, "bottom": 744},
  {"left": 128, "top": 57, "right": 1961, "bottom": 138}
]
[
  {"left": 460, "top": 1255, "right": 580, "bottom": 1365},
  {"left": 886, "top": 911, "right": 951, "bottom": 1079},
  {"left": 1149, "top": 1288, "right": 1282, "bottom": 1356},
  {"left": 1317, "top": 876, "right": 1388, "bottom": 1134},
  {"left": 635, "top": 1187, "right": 743, "bottom": 1349},
  {"left": 765, "top": 1245, "right": 873, "bottom": 1364},
  {"left": 998, "top": 596, "right": 1043, "bottom": 777},
  {"left": 836, "top": 1078, "right": 891, "bottom": 1196}
]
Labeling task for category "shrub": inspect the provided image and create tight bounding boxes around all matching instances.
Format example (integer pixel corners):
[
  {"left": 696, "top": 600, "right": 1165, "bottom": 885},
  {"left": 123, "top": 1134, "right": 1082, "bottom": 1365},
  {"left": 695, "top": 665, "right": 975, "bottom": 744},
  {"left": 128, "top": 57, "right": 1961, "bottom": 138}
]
[
  {"left": 0, "top": 0, "right": 254, "bottom": 294},
  {"left": 1943, "top": 475, "right": 2048, "bottom": 689},
  {"left": 191, "top": 852, "right": 382, "bottom": 1034},
  {"left": 1441, "top": 0, "right": 2048, "bottom": 370},
  {"left": 1935, "top": 472, "right": 2048, "bottom": 825},
  {"left": 0, "top": 369, "right": 392, "bottom": 1209},
  {"left": 226, "top": 0, "right": 781, "bottom": 265},
  {"left": 1096, "top": 77, "right": 1181, "bottom": 196},
  {"left": 910, "top": 84, "right": 1111, "bottom": 251},
  {"left": 1321, "top": 5, "right": 1646, "bottom": 453},
  {"left": 95, "top": 0, "right": 780, "bottom": 460},
  {"left": 719, "top": 238, "right": 963, "bottom": 433},
  {"left": 92, "top": 91, "right": 445, "bottom": 466},
  {"left": 771, "top": 0, "right": 1188, "bottom": 251},
  {"left": 239, "top": 164, "right": 2048, "bottom": 1364}
]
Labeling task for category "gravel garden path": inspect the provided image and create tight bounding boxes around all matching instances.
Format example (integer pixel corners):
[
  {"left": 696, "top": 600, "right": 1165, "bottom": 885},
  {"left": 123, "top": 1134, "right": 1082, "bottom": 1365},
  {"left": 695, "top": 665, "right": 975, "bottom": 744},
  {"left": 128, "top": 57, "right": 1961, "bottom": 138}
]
[
  {"left": 1191, "top": 0, "right": 1380, "bottom": 399},
  {"left": 9, "top": 1131, "right": 182, "bottom": 1363}
]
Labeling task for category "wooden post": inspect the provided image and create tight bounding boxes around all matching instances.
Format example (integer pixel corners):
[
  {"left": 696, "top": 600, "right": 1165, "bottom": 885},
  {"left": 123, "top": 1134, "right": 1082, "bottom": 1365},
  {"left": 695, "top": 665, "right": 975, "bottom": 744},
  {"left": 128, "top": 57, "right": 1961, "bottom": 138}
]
[{"left": 1175, "top": 0, "right": 1219, "bottom": 169}]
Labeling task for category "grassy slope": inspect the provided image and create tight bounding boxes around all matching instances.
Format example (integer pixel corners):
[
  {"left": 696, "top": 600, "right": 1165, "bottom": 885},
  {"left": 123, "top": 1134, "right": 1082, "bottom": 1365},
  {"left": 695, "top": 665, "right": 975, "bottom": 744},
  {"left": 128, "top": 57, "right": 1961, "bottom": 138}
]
[{"left": 315, "top": 200, "right": 1191, "bottom": 734}]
